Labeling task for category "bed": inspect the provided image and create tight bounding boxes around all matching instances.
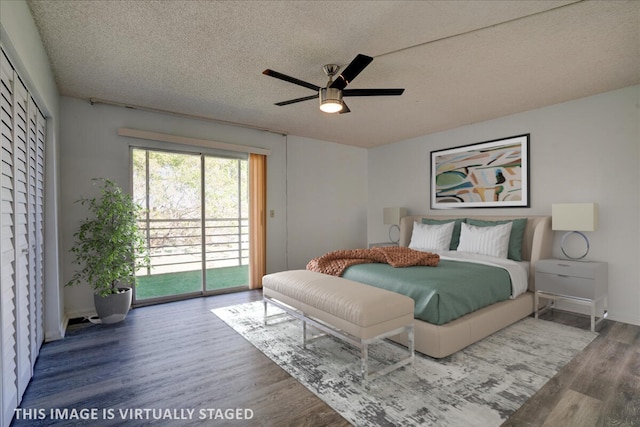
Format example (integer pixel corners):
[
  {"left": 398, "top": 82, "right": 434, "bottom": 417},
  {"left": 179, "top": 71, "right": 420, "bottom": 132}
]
[{"left": 344, "top": 215, "right": 553, "bottom": 358}]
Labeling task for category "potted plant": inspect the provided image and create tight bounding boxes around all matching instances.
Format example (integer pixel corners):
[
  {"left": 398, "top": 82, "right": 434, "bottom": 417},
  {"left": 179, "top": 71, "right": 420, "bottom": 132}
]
[{"left": 66, "top": 178, "right": 150, "bottom": 324}]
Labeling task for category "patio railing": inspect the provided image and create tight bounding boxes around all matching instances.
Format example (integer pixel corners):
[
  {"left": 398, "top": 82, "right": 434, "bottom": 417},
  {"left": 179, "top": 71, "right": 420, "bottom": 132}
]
[{"left": 137, "top": 217, "right": 249, "bottom": 276}]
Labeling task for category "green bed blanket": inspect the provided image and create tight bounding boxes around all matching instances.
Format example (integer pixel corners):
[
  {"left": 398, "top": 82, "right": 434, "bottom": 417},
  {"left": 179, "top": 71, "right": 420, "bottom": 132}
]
[{"left": 342, "top": 260, "right": 512, "bottom": 325}]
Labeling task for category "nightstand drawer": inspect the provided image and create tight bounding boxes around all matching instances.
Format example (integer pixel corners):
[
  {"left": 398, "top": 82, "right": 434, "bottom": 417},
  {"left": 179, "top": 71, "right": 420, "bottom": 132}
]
[
  {"left": 535, "top": 260, "right": 601, "bottom": 279},
  {"left": 535, "top": 271, "right": 596, "bottom": 299}
]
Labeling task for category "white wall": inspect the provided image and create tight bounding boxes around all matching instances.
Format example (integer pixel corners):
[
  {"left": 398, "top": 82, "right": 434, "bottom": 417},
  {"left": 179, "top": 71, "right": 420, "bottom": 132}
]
[
  {"left": 1, "top": 0, "right": 64, "bottom": 340},
  {"left": 368, "top": 85, "right": 640, "bottom": 326},
  {"left": 59, "top": 97, "right": 286, "bottom": 317},
  {"left": 286, "top": 136, "right": 368, "bottom": 269}
]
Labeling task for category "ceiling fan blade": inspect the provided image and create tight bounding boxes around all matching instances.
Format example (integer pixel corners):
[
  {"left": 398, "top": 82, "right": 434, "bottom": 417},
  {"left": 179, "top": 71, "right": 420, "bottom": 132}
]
[
  {"left": 339, "top": 102, "right": 351, "bottom": 114},
  {"left": 343, "top": 88, "right": 405, "bottom": 97},
  {"left": 263, "top": 69, "right": 321, "bottom": 92},
  {"left": 330, "top": 54, "right": 373, "bottom": 90},
  {"left": 274, "top": 94, "right": 318, "bottom": 106}
]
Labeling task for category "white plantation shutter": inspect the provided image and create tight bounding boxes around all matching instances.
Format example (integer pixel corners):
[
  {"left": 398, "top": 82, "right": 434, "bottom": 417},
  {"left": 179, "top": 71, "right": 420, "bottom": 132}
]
[
  {"left": 27, "top": 98, "right": 41, "bottom": 370},
  {"left": 0, "top": 48, "right": 18, "bottom": 427},
  {"left": 13, "top": 68, "right": 31, "bottom": 400},
  {"left": 35, "top": 109, "right": 45, "bottom": 348},
  {"left": 0, "top": 48, "right": 46, "bottom": 427}
]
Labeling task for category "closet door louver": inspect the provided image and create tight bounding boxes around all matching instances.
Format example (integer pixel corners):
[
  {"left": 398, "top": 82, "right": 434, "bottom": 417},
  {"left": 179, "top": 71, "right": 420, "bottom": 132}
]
[
  {"left": 35, "top": 109, "right": 45, "bottom": 349},
  {"left": 28, "top": 97, "right": 43, "bottom": 371},
  {"left": 13, "top": 68, "right": 31, "bottom": 400},
  {"left": 0, "top": 49, "right": 18, "bottom": 427},
  {"left": 0, "top": 48, "right": 46, "bottom": 427}
]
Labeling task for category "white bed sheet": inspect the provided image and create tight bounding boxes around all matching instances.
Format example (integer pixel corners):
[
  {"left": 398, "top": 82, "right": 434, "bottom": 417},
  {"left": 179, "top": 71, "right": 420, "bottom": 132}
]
[{"left": 436, "top": 251, "right": 530, "bottom": 299}]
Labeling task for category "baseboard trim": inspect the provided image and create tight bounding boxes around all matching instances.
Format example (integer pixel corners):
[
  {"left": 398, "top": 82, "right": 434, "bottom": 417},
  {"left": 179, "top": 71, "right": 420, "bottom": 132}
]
[
  {"left": 45, "top": 317, "right": 67, "bottom": 342},
  {"left": 607, "top": 312, "right": 640, "bottom": 327}
]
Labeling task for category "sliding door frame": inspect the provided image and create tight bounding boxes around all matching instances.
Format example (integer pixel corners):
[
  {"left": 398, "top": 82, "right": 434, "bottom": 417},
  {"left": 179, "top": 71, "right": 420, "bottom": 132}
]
[{"left": 130, "top": 145, "right": 249, "bottom": 307}]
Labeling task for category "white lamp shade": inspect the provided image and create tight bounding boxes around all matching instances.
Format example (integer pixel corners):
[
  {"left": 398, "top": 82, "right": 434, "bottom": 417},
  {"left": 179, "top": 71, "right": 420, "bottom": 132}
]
[
  {"left": 552, "top": 203, "right": 598, "bottom": 231},
  {"left": 383, "top": 207, "right": 407, "bottom": 225}
]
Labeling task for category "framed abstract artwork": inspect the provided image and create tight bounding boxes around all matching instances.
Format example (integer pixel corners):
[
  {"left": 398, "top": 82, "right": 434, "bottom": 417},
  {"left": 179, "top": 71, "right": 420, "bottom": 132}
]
[{"left": 431, "top": 134, "right": 529, "bottom": 209}]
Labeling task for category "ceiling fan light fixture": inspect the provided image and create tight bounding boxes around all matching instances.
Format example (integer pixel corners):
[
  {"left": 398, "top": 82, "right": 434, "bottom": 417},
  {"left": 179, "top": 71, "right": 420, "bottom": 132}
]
[
  {"left": 319, "top": 88, "right": 343, "bottom": 113},
  {"left": 264, "top": 54, "right": 403, "bottom": 113}
]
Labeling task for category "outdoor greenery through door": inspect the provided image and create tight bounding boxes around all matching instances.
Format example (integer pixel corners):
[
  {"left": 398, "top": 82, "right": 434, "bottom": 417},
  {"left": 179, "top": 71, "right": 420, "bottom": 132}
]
[{"left": 132, "top": 148, "right": 249, "bottom": 302}]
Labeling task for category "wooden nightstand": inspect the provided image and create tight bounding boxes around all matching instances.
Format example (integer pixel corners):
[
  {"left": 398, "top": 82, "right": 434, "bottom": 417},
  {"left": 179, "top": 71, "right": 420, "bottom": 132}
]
[{"left": 534, "top": 259, "right": 608, "bottom": 332}]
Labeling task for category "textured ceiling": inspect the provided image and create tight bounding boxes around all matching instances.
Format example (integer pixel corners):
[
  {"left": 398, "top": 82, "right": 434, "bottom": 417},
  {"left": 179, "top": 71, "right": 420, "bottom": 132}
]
[{"left": 27, "top": 0, "right": 640, "bottom": 148}]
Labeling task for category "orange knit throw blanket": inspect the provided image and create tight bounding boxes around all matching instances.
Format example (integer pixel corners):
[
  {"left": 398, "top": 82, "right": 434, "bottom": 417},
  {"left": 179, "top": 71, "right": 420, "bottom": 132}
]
[{"left": 306, "top": 246, "right": 440, "bottom": 277}]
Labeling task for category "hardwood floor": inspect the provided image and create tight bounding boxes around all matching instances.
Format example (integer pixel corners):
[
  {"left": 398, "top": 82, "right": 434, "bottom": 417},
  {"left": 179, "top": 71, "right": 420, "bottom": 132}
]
[
  {"left": 13, "top": 291, "right": 349, "bottom": 427},
  {"left": 12, "top": 291, "right": 640, "bottom": 427},
  {"left": 503, "top": 310, "right": 640, "bottom": 427}
]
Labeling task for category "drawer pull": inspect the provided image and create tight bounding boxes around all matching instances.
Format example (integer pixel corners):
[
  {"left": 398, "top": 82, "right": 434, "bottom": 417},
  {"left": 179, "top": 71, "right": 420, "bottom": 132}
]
[
  {"left": 556, "top": 274, "right": 570, "bottom": 278},
  {"left": 558, "top": 264, "right": 570, "bottom": 267}
]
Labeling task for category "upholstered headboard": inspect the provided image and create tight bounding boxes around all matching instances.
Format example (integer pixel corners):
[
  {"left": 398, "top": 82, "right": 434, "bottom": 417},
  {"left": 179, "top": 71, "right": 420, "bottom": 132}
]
[{"left": 399, "top": 215, "right": 553, "bottom": 291}]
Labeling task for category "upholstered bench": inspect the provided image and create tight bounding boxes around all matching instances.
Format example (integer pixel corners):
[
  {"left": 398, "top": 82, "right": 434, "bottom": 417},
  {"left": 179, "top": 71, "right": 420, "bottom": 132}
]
[{"left": 262, "top": 269, "right": 415, "bottom": 380}]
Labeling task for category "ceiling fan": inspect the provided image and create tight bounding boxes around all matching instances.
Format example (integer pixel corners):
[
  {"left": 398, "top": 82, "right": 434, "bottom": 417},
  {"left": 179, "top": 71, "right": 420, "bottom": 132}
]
[{"left": 263, "top": 54, "right": 404, "bottom": 114}]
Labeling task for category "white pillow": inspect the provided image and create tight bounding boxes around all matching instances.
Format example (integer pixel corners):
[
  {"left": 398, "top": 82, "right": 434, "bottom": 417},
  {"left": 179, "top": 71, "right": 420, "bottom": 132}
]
[
  {"left": 408, "top": 221, "right": 455, "bottom": 251},
  {"left": 457, "top": 222, "right": 513, "bottom": 259}
]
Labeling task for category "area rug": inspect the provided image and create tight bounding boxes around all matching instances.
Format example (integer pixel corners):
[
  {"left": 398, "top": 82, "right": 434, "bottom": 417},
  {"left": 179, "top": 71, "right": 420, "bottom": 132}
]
[{"left": 211, "top": 302, "right": 596, "bottom": 427}]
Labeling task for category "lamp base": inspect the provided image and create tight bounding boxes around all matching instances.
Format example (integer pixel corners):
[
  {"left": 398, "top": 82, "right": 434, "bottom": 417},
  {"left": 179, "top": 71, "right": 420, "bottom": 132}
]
[
  {"left": 560, "top": 231, "right": 590, "bottom": 260},
  {"left": 388, "top": 225, "right": 400, "bottom": 244}
]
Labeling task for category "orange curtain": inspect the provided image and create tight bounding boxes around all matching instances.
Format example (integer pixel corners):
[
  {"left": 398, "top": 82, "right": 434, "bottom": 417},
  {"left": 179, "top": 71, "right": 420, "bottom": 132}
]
[{"left": 249, "top": 153, "right": 267, "bottom": 289}]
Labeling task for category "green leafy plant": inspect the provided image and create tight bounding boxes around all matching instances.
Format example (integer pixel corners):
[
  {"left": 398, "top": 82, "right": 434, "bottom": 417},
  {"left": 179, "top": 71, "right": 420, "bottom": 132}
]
[{"left": 67, "top": 178, "right": 150, "bottom": 297}]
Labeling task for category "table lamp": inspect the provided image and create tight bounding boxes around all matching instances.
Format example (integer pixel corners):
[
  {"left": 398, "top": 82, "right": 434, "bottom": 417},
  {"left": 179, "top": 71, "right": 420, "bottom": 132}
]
[
  {"left": 551, "top": 203, "right": 598, "bottom": 260},
  {"left": 383, "top": 207, "right": 407, "bottom": 244}
]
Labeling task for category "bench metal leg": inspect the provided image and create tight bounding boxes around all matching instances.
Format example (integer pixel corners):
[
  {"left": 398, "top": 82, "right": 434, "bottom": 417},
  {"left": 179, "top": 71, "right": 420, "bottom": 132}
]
[
  {"left": 361, "top": 343, "right": 369, "bottom": 379},
  {"left": 302, "top": 320, "right": 307, "bottom": 349},
  {"left": 361, "top": 325, "right": 414, "bottom": 382},
  {"left": 408, "top": 326, "right": 415, "bottom": 364},
  {"left": 263, "top": 299, "right": 268, "bottom": 325},
  {"left": 264, "top": 296, "right": 414, "bottom": 381},
  {"left": 263, "top": 297, "right": 292, "bottom": 326}
]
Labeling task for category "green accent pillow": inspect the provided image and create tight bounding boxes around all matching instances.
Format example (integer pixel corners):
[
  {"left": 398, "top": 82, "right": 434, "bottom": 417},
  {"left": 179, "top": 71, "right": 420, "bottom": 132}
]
[
  {"left": 467, "top": 218, "right": 528, "bottom": 261},
  {"left": 421, "top": 218, "right": 466, "bottom": 250}
]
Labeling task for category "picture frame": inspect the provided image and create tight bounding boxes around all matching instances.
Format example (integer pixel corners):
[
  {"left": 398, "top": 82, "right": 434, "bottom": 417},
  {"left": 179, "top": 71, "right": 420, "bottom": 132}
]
[{"left": 431, "top": 134, "right": 529, "bottom": 209}]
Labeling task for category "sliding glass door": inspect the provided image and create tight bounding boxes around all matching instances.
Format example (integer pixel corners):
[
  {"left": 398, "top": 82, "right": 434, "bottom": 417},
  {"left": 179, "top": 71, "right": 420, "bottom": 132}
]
[
  {"left": 132, "top": 148, "right": 249, "bottom": 303},
  {"left": 203, "top": 156, "right": 249, "bottom": 291}
]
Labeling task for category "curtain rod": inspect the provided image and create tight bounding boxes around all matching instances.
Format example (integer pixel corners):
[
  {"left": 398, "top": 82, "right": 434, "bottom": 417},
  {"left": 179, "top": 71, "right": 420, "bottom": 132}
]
[{"left": 89, "top": 97, "right": 288, "bottom": 137}]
